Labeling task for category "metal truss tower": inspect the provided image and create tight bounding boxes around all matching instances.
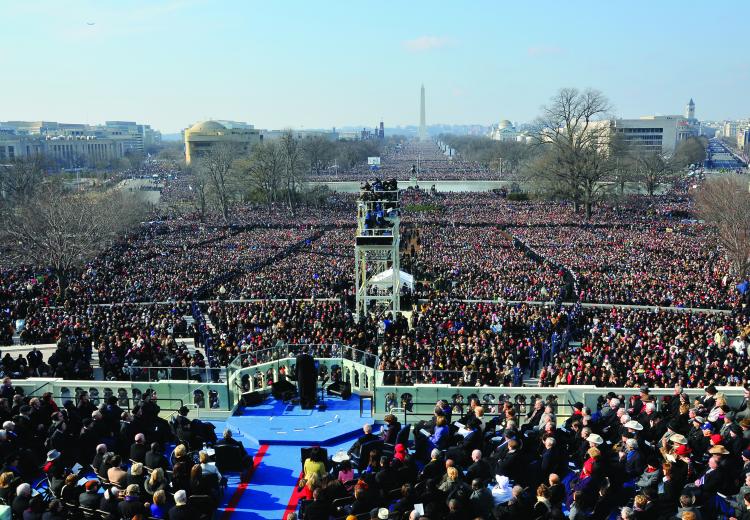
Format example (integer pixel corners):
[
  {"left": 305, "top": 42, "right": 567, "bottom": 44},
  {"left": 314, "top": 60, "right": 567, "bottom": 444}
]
[{"left": 354, "top": 181, "right": 400, "bottom": 321}]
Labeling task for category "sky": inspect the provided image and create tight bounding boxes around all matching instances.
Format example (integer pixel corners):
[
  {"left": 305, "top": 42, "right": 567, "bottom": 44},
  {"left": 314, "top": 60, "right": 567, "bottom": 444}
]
[{"left": 1, "top": 1, "right": 749, "bottom": 133}]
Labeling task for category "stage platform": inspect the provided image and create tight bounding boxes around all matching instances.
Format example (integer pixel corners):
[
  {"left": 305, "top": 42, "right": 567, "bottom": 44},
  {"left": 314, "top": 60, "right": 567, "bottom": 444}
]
[{"left": 226, "top": 395, "right": 372, "bottom": 447}]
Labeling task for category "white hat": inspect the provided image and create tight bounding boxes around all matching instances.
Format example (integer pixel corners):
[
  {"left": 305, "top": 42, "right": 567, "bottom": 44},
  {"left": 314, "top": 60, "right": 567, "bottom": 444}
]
[
  {"left": 669, "top": 433, "right": 687, "bottom": 445},
  {"left": 625, "top": 420, "right": 644, "bottom": 431},
  {"left": 587, "top": 433, "right": 604, "bottom": 445},
  {"left": 46, "top": 449, "right": 60, "bottom": 462},
  {"left": 378, "top": 508, "right": 390, "bottom": 519}
]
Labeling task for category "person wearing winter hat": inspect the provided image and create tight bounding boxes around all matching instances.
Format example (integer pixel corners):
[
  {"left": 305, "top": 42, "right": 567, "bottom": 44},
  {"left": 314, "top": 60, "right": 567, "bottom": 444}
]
[
  {"left": 394, "top": 443, "right": 407, "bottom": 462},
  {"left": 675, "top": 445, "right": 692, "bottom": 457},
  {"left": 79, "top": 480, "right": 100, "bottom": 509}
]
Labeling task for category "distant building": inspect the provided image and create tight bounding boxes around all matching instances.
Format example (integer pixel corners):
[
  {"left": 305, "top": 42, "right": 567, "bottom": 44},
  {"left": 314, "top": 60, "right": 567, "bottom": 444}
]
[
  {"left": 99, "top": 121, "right": 161, "bottom": 153},
  {"left": 184, "top": 120, "right": 262, "bottom": 164},
  {"left": 261, "top": 128, "right": 338, "bottom": 141},
  {"left": 613, "top": 115, "right": 696, "bottom": 155},
  {"left": 0, "top": 133, "right": 123, "bottom": 166},
  {"left": 0, "top": 119, "right": 161, "bottom": 167},
  {"left": 739, "top": 128, "right": 750, "bottom": 151},
  {"left": 489, "top": 120, "right": 520, "bottom": 141},
  {"left": 724, "top": 121, "right": 740, "bottom": 138},
  {"left": 685, "top": 98, "right": 695, "bottom": 120}
]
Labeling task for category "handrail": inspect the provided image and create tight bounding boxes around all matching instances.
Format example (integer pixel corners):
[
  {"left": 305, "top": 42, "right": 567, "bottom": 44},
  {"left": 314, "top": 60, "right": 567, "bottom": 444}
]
[
  {"left": 42, "top": 395, "right": 185, "bottom": 412},
  {"left": 26, "top": 380, "right": 54, "bottom": 397}
]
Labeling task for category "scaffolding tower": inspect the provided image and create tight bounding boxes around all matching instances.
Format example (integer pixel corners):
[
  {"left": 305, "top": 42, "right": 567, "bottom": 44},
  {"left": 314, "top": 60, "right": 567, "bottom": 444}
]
[{"left": 354, "top": 182, "right": 400, "bottom": 321}]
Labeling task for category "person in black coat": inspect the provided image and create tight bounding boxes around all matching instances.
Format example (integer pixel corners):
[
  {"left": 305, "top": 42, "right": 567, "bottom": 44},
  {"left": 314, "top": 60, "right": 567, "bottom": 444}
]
[
  {"left": 78, "top": 419, "right": 99, "bottom": 467},
  {"left": 144, "top": 442, "right": 170, "bottom": 471},
  {"left": 78, "top": 481, "right": 101, "bottom": 509},
  {"left": 375, "top": 456, "right": 400, "bottom": 491},
  {"left": 380, "top": 414, "right": 400, "bottom": 445},
  {"left": 129, "top": 433, "right": 148, "bottom": 463},
  {"left": 99, "top": 488, "right": 122, "bottom": 520},
  {"left": 393, "top": 483, "right": 415, "bottom": 518},
  {"left": 495, "top": 485, "right": 531, "bottom": 520},
  {"left": 41, "top": 499, "right": 66, "bottom": 520},
  {"left": 547, "top": 474, "right": 565, "bottom": 508},
  {"left": 465, "top": 449, "right": 493, "bottom": 484},
  {"left": 168, "top": 491, "right": 198, "bottom": 520},
  {"left": 11, "top": 483, "right": 31, "bottom": 518},
  {"left": 540, "top": 437, "right": 563, "bottom": 479},
  {"left": 420, "top": 449, "right": 445, "bottom": 482},
  {"left": 346, "top": 424, "right": 378, "bottom": 458},
  {"left": 496, "top": 439, "right": 523, "bottom": 483},
  {"left": 695, "top": 455, "right": 725, "bottom": 498},
  {"left": 118, "top": 485, "right": 148, "bottom": 518},
  {"left": 620, "top": 439, "right": 645, "bottom": 480}
]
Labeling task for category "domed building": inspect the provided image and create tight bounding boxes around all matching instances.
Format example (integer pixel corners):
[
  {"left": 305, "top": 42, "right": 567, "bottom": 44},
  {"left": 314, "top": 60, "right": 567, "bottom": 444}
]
[
  {"left": 489, "top": 119, "right": 519, "bottom": 141},
  {"left": 184, "top": 120, "right": 262, "bottom": 164}
]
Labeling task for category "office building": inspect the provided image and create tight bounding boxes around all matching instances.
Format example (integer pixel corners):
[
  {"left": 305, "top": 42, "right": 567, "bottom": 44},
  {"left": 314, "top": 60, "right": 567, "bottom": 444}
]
[
  {"left": 739, "top": 128, "right": 750, "bottom": 152},
  {"left": 99, "top": 121, "right": 161, "bottom": 153},
  {"left": 0, "top": 133, "right": 123, "bottom": 166},
  {"left": 613, "top": 115, "right": 696, "bottom": 155},
  {"left": 0, "top": 119, "right": 161, "bottom": 167}
]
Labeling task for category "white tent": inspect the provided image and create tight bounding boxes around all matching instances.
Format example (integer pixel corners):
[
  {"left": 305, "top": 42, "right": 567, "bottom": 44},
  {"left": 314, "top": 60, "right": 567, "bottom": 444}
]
[{"left": 370, "top": 268, "right": 414, "bottom": 289}]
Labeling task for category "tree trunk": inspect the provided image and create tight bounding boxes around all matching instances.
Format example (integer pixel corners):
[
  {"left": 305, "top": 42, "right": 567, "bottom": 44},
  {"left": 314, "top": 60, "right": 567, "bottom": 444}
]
[{"left": 55, "top": 270, "right": 68, "bottom": 303}]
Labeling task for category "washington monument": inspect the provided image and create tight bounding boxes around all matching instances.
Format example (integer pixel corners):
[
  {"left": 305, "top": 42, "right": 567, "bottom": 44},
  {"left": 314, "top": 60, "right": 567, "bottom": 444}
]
[{"left": 419, "top": 84, "right": 427, "bottom": 141}]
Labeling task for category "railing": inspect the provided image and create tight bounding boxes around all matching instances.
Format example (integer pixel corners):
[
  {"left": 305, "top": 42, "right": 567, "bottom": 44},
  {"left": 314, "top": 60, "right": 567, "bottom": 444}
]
[
  {"left": 122, "top": 365, "right": 228, "bottom": 383},
  {"left": 40, "top": 395, "right": 186, "bottom": 413},
  {"left": 7, "top": 378, "right": 230, "bottom": 413},
  {"left": 225, "top": 343, "right": 380, "bottom": 407},
  {"left": 374, "top": 384, "right": 748, "bottom": 420}
]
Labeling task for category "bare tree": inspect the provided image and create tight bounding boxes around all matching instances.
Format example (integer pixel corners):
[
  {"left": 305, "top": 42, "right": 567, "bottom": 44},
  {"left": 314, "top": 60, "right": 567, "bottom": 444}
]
[
  {"left": 303, "top": 136, "right": 335, "bottom": 175},
  {"left": 0, "top": 185, "right": 146, "bottom": 299},
  {"left": 0, "top": 155, "right": 46, "bottom": 205},
  {"left": 696, "top": 175, "right": 750, "bottom": 280},
  {"left": 634, "top": 151, "right": 676, "bottom": 196},
  {"left": 673, "top": 137, "right": 708, "bottom": 168},
  {"left": 196, "top": 144, "right": 239, "bottom": 222},
  {"left": 241, "top": 141, "right": 284, "bottom": 204},
  {"left": 530, "top": 88, "right": 614, "bottom": 218},
  {"left": 279, "top": 131, "right": 306, "bottom": 214},
  {"left": 186, "top": 164, "right": 209, "bottom": 221}
]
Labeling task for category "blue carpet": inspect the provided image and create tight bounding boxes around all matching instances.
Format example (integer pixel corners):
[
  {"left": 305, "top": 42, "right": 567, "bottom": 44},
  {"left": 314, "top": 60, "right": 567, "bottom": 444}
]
[
  {"left": 229, "top": 396, "right": 369, "bottom": 446},
  {"left": 215, "top": 398, "right": 370, "bottom": 519}
]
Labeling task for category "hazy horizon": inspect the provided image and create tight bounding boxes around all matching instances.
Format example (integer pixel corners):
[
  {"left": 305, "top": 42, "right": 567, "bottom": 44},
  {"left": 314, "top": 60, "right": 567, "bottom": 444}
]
[{"left": 3, "top": 1, "right": 748, "bottom": 133}]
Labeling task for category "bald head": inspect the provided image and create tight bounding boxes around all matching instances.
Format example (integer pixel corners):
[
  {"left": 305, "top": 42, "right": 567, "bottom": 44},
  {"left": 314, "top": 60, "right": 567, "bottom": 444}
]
[{"left": 472, "top": 449, "right": 482, "bottom": 462}]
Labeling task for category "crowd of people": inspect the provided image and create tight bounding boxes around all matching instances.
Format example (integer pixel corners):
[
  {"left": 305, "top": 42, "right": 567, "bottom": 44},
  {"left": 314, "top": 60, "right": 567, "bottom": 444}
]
[
  {"left": 408, "top": 226, "right": 566, "bottom": 302},
  {"left": 0, "top": 378, "right": 247, "bottom": 519},
  {"left": 0, "top": 144, "right": 746, "bottom": 396},
  {"left": 295, "top": 385, "right": 750, "bottom": 520},
  {"left": 511, "top": 225, "right": 736, "bottom": 309},
  {"left": 321, "top": 141, "right": 501, "bottom": 181}
]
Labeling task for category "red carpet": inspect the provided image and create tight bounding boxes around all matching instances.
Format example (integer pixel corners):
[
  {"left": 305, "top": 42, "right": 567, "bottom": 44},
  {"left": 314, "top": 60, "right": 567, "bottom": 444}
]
[
  {"left": 220, "top": 444, "right": 269, "bottom": 520},
  {"left": 281, "top": 470, "right": 306, "bottom": 520}
]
